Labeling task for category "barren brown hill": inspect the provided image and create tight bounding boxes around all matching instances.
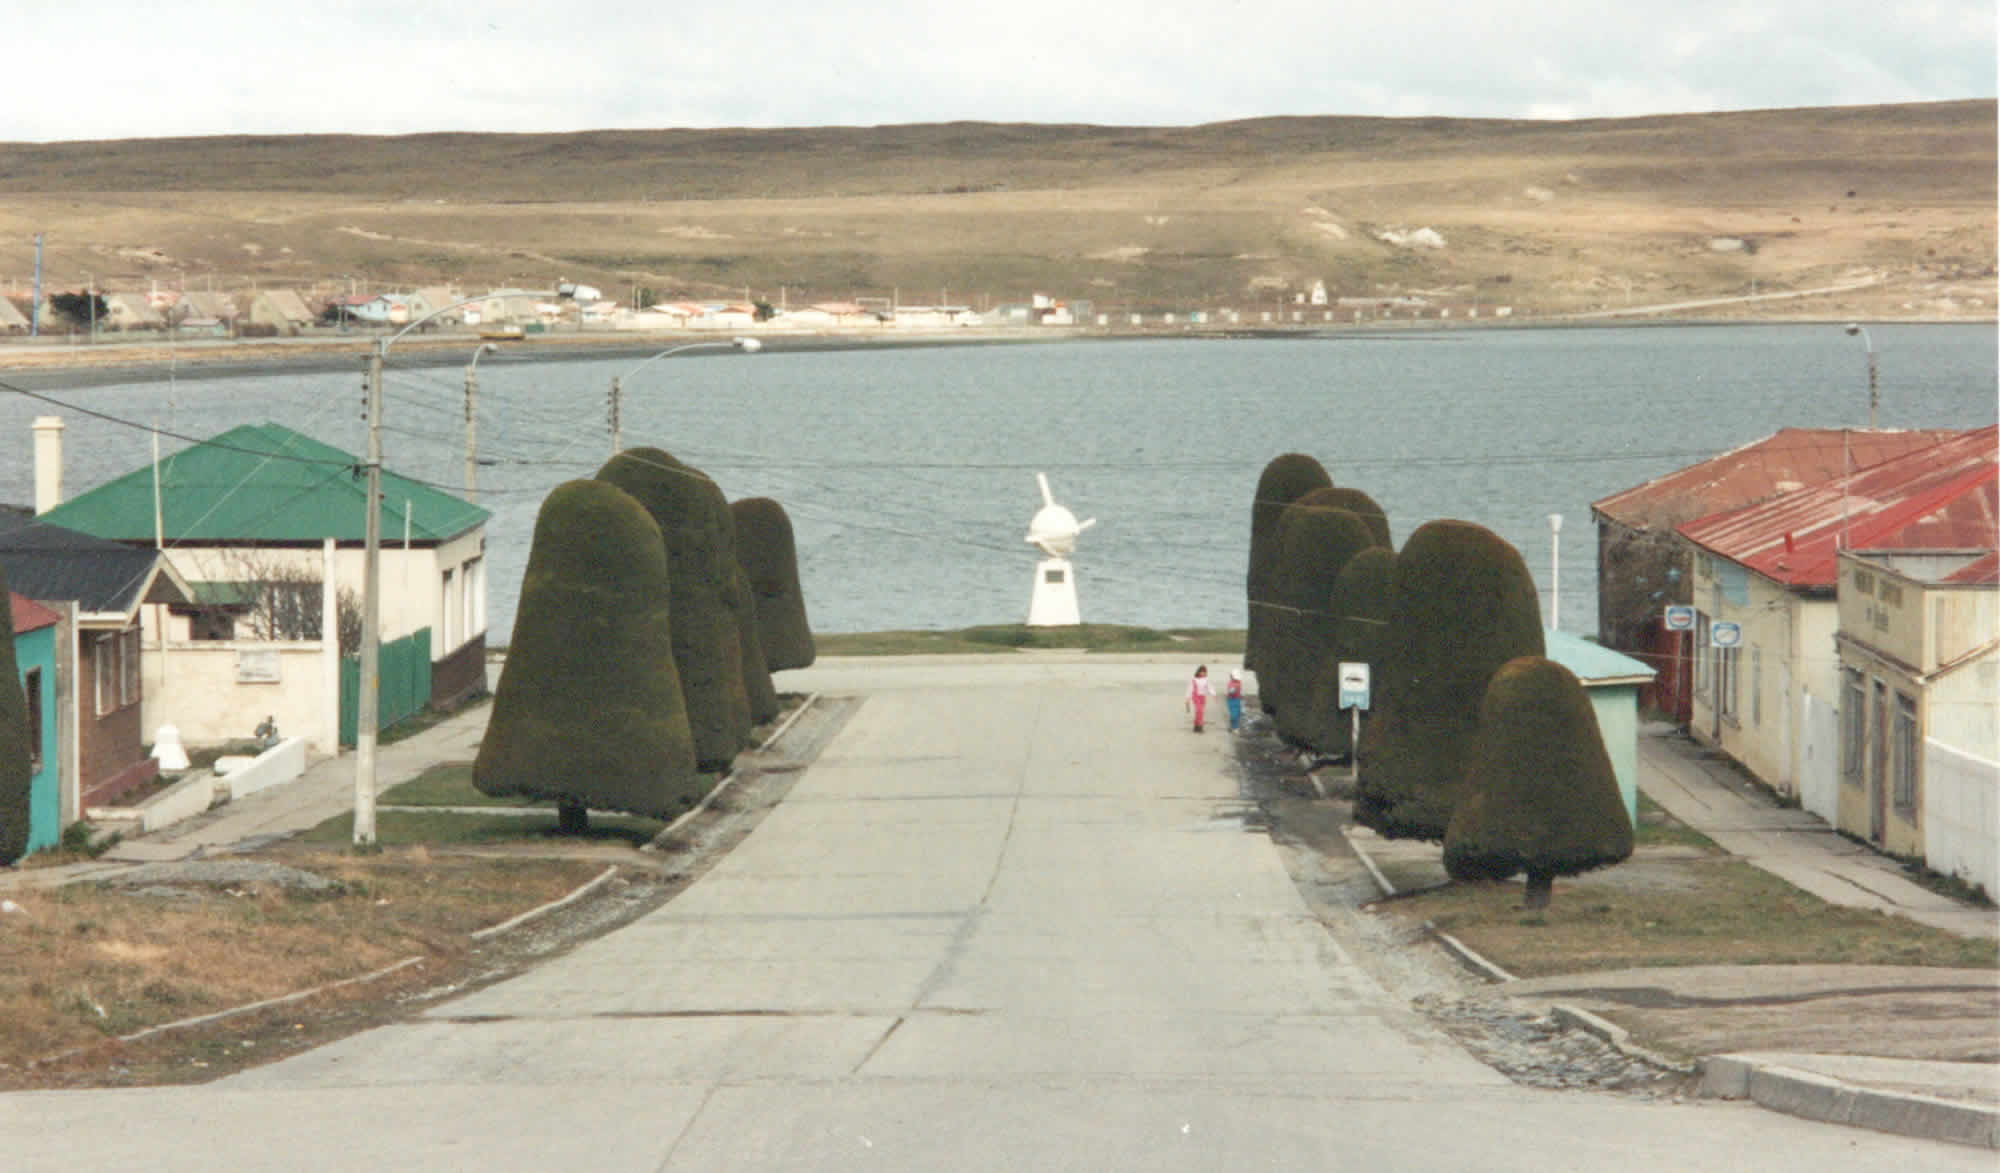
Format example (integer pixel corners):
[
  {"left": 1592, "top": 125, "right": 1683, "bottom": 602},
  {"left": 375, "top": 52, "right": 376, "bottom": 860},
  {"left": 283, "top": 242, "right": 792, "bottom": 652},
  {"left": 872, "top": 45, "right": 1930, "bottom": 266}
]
[{"left": 2, "top": 101, "right": 1992, "bottom": 318}]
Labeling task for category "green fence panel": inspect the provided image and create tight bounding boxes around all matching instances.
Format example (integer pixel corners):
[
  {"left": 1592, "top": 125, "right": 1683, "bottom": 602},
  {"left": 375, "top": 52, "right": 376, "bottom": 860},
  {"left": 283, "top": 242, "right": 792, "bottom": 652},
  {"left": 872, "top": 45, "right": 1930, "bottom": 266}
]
[{"left": 338, "top": 628, "right": 434, "bottom": 747}]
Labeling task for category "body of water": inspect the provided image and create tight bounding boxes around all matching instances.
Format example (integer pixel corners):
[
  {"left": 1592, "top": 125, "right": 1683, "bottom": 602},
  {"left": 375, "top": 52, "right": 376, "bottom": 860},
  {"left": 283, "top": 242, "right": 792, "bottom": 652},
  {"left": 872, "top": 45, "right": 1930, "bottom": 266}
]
[{"left": 3, "top": 324, "right": 1994, "bottom": 643}]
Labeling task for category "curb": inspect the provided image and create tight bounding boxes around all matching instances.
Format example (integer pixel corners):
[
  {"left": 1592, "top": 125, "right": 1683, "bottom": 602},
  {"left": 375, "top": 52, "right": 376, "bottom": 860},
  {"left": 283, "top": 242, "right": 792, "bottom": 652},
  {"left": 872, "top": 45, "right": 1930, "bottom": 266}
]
[
  {"left": 642, "top": 692, "right": 821, "bottom": 853},
  {"left": 469, "top": 865, "right": 620, "bottom": 941},
  {"left": 1698, "top": 1056, "right": 2000, "bottom": 1150}
]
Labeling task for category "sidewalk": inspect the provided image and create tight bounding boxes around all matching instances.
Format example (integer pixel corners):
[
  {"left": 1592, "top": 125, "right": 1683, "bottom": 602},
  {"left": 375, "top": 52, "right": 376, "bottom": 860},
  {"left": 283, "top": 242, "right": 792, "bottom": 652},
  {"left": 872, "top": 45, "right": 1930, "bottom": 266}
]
[
  {"left": 0, "top": 701, "right": 495, "bottom": 890},
  {"left": 1637, "top": 721, "right": 1996, "bottom": 941},
  {"left": 1339, "top": 721, "right": 1999, "bottom": 1149}
]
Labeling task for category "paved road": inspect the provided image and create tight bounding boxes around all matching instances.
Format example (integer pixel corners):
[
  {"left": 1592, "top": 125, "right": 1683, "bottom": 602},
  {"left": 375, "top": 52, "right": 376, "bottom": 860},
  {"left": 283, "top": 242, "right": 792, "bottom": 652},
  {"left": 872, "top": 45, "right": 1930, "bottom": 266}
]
[{"left": 2, "top": 655, "right": 1988, "bottom": 1169}]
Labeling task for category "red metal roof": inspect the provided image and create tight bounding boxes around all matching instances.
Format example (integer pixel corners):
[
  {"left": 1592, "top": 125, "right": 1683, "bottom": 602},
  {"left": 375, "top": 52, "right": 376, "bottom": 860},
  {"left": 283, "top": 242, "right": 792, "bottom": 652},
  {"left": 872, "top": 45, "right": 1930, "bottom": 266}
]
[
  {"left": 1679, "top": 426, "right": 1999, "bottom": 590},
  {"left": 1592, "top": 428, "right": 1962, "bottom": 529},
  {"left": 10, "top": 592, "right": 60, "bottom": 635}
]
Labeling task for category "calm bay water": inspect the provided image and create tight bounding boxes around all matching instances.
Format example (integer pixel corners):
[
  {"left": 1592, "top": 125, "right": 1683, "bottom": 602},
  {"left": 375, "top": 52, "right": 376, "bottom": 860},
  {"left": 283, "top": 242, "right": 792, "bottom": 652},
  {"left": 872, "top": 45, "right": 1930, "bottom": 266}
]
[{"left": 4, "top": 324, "right": 1994, "bottom": 642}]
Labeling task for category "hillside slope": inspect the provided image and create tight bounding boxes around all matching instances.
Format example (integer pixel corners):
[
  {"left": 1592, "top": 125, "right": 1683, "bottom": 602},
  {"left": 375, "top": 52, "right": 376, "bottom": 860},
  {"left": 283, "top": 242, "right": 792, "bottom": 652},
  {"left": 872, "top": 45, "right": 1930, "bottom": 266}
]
[{"left": 2, "top": 101, "right": 1991, "bottom": 318}]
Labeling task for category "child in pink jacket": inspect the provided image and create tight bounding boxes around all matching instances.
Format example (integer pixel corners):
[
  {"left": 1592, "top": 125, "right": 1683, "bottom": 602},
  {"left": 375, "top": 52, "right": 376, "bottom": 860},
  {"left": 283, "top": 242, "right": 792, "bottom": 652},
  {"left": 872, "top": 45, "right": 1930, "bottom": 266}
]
[{"left": 1187, "top": 665, "right": 1214, "bottom": 732}]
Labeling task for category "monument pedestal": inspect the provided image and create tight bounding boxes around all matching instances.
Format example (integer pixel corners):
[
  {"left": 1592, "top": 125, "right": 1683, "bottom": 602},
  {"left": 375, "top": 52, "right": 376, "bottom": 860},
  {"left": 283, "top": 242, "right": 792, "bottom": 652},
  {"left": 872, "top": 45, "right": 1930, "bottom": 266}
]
[{"left": 1027, "top": 557, "right": 1080, "bottom": 626}]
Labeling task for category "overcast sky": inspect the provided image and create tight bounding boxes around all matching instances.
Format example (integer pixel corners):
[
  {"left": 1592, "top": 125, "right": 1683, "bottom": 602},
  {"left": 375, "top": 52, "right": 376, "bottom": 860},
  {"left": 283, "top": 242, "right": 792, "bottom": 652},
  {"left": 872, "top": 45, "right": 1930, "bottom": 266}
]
[{"left": 11, "top": 1, "right": 1992, "bottom": 142}]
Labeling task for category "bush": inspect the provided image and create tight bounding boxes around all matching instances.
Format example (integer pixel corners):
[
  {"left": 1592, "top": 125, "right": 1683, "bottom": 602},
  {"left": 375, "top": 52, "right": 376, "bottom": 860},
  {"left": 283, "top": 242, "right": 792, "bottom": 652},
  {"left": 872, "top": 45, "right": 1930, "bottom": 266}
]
[
  {"left": 731, "top": 497, "right": 815, "bottom": 671},
  {"left": 1355, "top": 520, "right": 1545, "bottom": 841},
  {"left": 1245, "top": 453, "right": 1331, "bottom": 680},
  {"left": 1301, "top": 545, "right": 1397, "bottom": 755},
  {"left": 1445, "top": 656, "right": 1634, "bottom": 909},
  {"left": 1266, "top": 505, "right": 1379, "bottom": 744},
  {"left": 1293, "top": 486, "right": 1392, "bottom": 549},
  {"left": 473, "top": 480, "right": 699, "bottom": 824},
  {"left": 598, "top": 449, "right": 752, "bottom": 772}
]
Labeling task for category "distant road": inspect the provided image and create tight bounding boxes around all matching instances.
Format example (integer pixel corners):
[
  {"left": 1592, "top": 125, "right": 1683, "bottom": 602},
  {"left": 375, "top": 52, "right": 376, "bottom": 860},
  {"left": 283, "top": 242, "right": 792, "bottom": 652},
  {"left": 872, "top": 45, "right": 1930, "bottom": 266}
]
[{"left": 1561, "top": 276, "right": 1886, "bottom": 320}]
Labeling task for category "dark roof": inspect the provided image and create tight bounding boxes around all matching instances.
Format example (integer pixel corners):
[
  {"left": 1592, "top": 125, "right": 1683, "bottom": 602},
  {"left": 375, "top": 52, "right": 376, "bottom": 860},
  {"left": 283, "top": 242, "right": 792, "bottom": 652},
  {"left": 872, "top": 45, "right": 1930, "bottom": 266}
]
[
  {"left": 1679, "top": 426, "right": 1999, "bottom": 590},
  {"left": 1592, "top": 428, "right": 1964, "bottom": 530},
  {"left": 0, "top": 507, "right": 191, "bottom": 618},
  {"left": 37, "top": 422, "right": 488, "bottom": 545}
]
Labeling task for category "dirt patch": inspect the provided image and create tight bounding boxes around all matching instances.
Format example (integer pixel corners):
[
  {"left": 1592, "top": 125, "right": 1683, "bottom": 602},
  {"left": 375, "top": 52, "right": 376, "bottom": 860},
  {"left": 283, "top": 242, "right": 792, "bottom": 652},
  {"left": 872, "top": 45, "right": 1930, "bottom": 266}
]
[{"left": 0, "top": 696, "right": 861, "bottom": 1090}]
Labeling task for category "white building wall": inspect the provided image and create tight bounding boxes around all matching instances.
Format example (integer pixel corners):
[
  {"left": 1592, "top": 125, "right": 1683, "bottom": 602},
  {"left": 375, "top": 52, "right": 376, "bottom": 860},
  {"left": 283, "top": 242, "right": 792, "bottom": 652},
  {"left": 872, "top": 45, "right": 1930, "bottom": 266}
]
[
  {"left": 1923, "top": 738, "right": 2000, "bottom": 900},
  {"left": 1929, "top": 653, "right": 2000, "bottom": 762},
  {"left": 142, "top": 642, "right": 337, "bottom": 753}
]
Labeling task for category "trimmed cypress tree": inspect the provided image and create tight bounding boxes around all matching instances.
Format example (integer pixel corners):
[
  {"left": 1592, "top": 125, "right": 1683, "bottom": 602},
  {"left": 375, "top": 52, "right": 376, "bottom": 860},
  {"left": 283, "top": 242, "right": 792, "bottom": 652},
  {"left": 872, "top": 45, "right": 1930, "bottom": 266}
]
[
  {"left": 1268, "top": 505, "right": 1379, "bottom": 745},
  {"left": 1245, "top": 453, "right": 1331, "bottom": 684},
  {"left": 1293, "top": 486, "right": 1392, "bottom": 550},
  {"left": 728, "top": 561, "right": 781, "bottom": 725},
  {"left": 1355, "top": 520, "right": 1545, "bottom": 841},
  {"left": 1445, "top": 656, "right": 1634, "bottom": 909},
  {"left": 1300, "top": 545, "right": 1397, "bottom": 755},
  {"left": 473, "top": 480, "right": 698, "bottom": 828},
  {"left": 598, "top": 448, "right": 751, "bottom": 772},
  {"left": 731, "top": 496, "right": 815, "bottom": 671},
  {"left": 0, "top": 565, "right": 33, "bottom": 865}
]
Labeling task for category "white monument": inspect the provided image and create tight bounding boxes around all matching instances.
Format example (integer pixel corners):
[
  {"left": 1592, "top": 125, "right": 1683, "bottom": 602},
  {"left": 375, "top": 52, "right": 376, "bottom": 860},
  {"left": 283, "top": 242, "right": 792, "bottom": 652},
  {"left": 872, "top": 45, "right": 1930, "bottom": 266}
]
[{"left": 1024, "top": 473, "right": 1095, "bottom": 626}]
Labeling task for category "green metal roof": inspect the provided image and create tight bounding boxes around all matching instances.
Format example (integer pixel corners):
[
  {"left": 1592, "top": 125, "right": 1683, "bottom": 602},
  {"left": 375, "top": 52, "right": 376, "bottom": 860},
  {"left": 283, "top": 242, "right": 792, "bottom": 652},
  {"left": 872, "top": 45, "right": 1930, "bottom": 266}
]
[
  {"left": 1544, "top": 628, "right": 1656, "bottom": 685},
  {"left": 40, "top": 423, "right": 489, "bottom": 545}
]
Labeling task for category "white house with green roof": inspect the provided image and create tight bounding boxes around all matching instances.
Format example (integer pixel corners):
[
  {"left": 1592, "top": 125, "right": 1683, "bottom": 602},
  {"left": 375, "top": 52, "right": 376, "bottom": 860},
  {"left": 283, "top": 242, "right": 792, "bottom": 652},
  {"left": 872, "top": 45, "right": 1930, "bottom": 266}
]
[{"left": 36, "top": 421, "right": 492, "bottom": 753}]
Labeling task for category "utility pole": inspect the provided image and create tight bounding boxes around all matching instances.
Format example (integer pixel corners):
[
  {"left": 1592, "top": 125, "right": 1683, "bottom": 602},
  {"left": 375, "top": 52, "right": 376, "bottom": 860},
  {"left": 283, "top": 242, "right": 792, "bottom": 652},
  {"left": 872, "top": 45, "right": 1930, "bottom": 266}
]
[
  {"left": 608, "top": 376, "right": 623, "bottom": 457},
  {"left": 355, "top": 350, "right": 383, "bottom": 846},
  {"left": 31, "top": 233, "right": 42, "bottom": 337},
  {"left": 464, "top": 343, "right": 495, "bottom": 502}
]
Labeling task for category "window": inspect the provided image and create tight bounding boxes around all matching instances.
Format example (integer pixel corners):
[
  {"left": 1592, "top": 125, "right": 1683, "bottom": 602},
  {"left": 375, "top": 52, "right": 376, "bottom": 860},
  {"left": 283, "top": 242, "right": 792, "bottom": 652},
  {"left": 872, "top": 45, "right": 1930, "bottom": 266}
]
[
  {"left": 1044, "top": 568, "right": 1065, "bottom": 584},
  {"left": 1840, "top": 669, "right": 1866, "bottom": 786},
  {"left": 22, "top": 668, "right": 41, "bottom": 770},
  {"left": 1750, "top": 646, "right": 1761, "bottom": 727},
  {"left": 441, "top": 566, "right": 458, "bottom": 651},
  {"left": 1891, "top": 692, "right": 1919, "bottom": 818},
  {"left": 120, "top": 628, "right": 140, "bottom": 706},
  {"left": 1717, "top": 645, "right": 1739, "bottom": 722},
  {"left": 1852, "top": 569, "right": 1874, "bottom": 595},
  {"left": 93, "top": 634, "right": 113, "bottom": 715}
]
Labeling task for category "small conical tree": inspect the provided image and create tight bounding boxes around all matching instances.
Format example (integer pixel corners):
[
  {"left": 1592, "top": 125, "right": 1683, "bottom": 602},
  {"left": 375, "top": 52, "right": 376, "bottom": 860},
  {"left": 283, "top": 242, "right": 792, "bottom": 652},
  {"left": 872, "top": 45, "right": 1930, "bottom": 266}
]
[
  {"left": 1268, "top": 505, "right": 1379, "bottom": 745},
  {"left": 474, "top": 480, "right": 698, "bottom": 830},
  {"left": 1293, "top": 486, "right": 1392, "bottom": 550},
  {"left": 1355, "top": 520, "right": 1545, "bottom": 841},
  {"left": 1300, "top": 545, "right": 1397, "bottom": 755},
  {"left": 599, "top": 448, "right": 750, "bottom": 772},
  {"left": 731, "top": 497, "right": 815, "bottom": 671},
  {"left": 728, "top": 561, "right": 780, "bottom": 725},
  {"left": 1445, "top": 657, "right": 1634, "bottom": 909},
  {"left": 0, "top": 565, "right": 34, "bottom": 865},
  {"left": 1246, "top": 453, "right": 1332, "bottom": 678}
]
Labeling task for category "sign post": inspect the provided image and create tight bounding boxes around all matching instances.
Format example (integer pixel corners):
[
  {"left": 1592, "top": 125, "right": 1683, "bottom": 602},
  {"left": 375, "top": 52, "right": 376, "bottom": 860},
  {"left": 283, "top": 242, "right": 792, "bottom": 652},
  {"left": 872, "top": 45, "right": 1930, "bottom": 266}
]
[{"left": 1338, "top": 662, "right": 1370, "bottom": 781}]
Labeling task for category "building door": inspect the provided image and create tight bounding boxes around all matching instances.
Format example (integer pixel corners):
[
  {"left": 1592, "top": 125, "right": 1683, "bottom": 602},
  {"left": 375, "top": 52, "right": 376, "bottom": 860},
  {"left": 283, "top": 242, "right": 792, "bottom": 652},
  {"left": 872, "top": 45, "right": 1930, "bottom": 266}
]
[{"left": 1869, "top": 680, "right": 1889, "bottom": 844}]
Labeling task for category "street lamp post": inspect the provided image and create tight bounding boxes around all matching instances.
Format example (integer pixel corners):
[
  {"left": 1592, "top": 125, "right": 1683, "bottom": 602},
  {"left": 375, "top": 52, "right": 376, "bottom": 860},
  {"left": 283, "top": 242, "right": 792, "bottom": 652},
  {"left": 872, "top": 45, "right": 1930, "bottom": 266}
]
[
  {"left": 1548, "top": 513, "right": 1563, "bottom": 630},
  {"left": 354, "top": 292, "right": 563, "bottom": 847},
  {"left": 1844, "top": 323, "right": 1878, "bottom": 429},
  {"left": 607, "top": 337, "right": 762, "bottom": 456},
  {"left": 463, "top": 342, "right": 498, "bottom": 503}
]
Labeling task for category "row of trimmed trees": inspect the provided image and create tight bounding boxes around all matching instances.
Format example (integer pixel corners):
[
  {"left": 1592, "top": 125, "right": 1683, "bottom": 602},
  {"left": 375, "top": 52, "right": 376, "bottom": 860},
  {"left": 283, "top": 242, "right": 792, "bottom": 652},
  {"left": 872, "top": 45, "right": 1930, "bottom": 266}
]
[
  {"left": 1245, "top": 453, "right": 1630, "bottom": 908},
  {"left": 473, "top": 448, "right": 814, "bottom": 832}
]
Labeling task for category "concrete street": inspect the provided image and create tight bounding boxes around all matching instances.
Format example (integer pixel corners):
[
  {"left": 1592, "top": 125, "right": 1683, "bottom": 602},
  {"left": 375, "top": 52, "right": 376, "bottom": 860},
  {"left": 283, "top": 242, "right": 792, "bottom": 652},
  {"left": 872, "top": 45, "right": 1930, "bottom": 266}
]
[{"left": 2, "top": 654, "right": 1990, "bottom": 1169}]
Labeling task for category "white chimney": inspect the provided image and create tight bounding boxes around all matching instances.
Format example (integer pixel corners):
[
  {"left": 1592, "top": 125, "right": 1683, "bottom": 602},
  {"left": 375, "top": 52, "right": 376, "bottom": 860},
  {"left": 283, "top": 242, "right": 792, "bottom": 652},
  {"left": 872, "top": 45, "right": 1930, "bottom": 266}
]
[{"left": 33, "top": 416, "right": 63, "bottom": 514}]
